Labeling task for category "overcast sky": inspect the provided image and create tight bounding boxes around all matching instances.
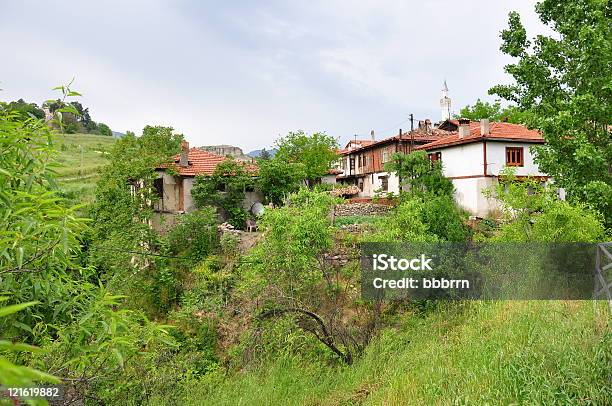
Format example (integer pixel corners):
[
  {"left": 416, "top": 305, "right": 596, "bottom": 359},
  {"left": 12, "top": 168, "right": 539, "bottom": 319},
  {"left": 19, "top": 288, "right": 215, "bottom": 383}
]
[{"left": 0, "top": 1, "right": 546, "bottom": 151}]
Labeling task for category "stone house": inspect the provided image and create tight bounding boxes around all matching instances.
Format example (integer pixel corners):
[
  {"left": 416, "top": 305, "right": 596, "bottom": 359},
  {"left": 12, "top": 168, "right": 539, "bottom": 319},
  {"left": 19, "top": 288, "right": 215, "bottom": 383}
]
[{"left": 153, "top": 141, "right": 263, "bottom": 216}]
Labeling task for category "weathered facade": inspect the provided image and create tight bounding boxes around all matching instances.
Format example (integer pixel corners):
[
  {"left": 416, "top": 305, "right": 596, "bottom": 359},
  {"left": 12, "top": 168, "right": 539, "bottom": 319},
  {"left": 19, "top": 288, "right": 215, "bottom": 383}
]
[
  {"left": 154, "top": 141, "right": 263, "bottom": 218},
  {"left": 336, "top": 122, "right": 450, "bottom": 197}
]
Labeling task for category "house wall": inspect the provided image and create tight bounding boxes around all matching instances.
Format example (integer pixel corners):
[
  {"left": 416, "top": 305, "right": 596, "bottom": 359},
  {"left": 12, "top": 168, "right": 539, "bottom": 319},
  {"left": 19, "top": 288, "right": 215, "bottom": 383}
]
[
  {"left": 183, "top": 177, "right": 196, "bottom": 212},
  {"left": 451, "top": 177, "right": 499, "bottom": 218},
  {"left": 321, "top": 174, "right": 337, "bottom": 185},
  {"left": 154, "top": 172, "right": 179, "bottom": 212},
  {"left": 485, "top": 141, "right": 545, "bottom": 176},
  {"left": 371, "top": 171, "right": 400, "bottom": 195},
  {"left": 431, "top": 142, "right": 484, "bottom": 178},
  {"left": 428, "top": 140, "right": 544, "bottom": 217}
]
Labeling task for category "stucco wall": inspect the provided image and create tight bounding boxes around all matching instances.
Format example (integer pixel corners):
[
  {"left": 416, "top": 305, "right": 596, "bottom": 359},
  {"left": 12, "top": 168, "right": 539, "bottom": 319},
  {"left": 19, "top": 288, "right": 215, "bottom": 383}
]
[
  {"left": 432, "top": 142, "right": 484, "bottom": 178},
  {"left": 431, "top": 141, "right": 545, "bottom": 178},
  {"left": 451, "top": 177, "right": 499, "bottom": 218},
  {"left": 371, "top": 171, "right": 400, "bottom": 196},
  {"left": 485, "top": 142, "right": 545, "bottom": 176}
]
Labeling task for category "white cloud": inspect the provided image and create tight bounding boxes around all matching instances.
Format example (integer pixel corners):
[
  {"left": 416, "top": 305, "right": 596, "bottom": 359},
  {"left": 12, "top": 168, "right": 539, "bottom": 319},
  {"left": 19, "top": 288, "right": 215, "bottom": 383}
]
[{"left": 0, "top": 0, "right": 546, "bottom": 150}]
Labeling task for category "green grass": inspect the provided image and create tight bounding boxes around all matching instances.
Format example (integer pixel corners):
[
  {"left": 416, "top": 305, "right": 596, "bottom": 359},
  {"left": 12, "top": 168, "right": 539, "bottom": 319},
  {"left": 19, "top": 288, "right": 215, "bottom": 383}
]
[
  {"left": 54, "top": 133, "right": 116, "bottom": 203},
  {"left": 182, "top": 301, "right": 611, "bottom": 405}
]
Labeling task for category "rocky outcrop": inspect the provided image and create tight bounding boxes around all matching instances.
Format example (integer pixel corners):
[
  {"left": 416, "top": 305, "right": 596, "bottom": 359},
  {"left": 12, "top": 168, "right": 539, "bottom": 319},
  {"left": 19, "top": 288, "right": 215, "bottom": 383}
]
[{"left": 200, "top": 145, "right": 252, "bottom": 162}]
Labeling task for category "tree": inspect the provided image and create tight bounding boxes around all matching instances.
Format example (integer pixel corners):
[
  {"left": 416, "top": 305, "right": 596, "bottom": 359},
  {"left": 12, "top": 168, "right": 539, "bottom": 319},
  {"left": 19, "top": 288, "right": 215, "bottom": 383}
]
[
  {"left": 275, "top": 131, "right": 338, "bottom": 186},
  {"left": 489, "top": 1, "right": 612, "bottom": 225},
  {"left": 98, "top": 122, "right": 112, "bottom": 136},
  {"left": 191, "top": 157, "right": 253, "bottom": 228},
  {"left": 456, "top": 99, "right": 530, "bottom": 123},
  {"left": 241, "top": 190, "right": 372, "bottom": 364},
  {"left": 259, "top": 148, "right": 271, "bottom": 160},
  {"left": 486, "top": 169, "right": 606, "bottom": 242},
  {"left": 384, "top": 150, "right": 454, "bottom": 197},
  {"left": 89, "top": 126, "right": 183, "bottom": 305},
  {"left": 256, "top": 157, "right": 306, "bottom": 205},
  {"left": 6, "top": 99, "right": 45, "bottom": 120}
]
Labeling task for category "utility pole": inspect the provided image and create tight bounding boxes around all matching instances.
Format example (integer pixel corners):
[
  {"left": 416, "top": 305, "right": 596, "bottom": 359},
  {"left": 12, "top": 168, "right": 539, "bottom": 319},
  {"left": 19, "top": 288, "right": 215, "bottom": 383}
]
[{"left": 409, "top": 113, "right": 414, "bottom": 153}]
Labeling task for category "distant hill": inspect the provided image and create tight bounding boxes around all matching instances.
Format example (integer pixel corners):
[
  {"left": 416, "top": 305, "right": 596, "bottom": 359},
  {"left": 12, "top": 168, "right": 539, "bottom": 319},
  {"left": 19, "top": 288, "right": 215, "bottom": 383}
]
[
  {"left": 247, "top": 148, "right": 277, "bottom": 158},
  {"left": 55, "top": 133, "right": 116, "bottom": 203},
  {"left": 112, "top": 131, "right": 125, "bottom": 138}
]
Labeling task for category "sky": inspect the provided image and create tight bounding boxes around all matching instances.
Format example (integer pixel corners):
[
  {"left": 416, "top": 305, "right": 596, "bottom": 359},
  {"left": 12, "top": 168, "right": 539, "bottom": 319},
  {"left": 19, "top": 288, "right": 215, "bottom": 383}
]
[{"left": 0, "top": 0, "right": 547, "bottom": 151}]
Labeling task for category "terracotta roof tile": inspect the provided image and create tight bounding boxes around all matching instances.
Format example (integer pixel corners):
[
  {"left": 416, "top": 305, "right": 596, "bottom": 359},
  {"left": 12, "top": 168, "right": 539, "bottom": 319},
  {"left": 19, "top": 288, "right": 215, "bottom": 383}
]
[
  {"left": 416, "top": 122, "right": 544, "bottom": 150},
  {"left": 157, "top": 148, "right": 257, "bottom": 177}
]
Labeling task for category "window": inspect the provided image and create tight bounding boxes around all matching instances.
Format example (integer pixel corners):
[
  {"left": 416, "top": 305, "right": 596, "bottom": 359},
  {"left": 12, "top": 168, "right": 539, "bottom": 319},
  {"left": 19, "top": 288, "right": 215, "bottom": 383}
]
[
  {"left": 362, "top": 155, "right": 367, "bottom": 167},
  {"left": 506, "top": 147, "right": 524, "bottom": 166},
  {"left": 350, "top": 158, "right": 355, "bottom": 171},
  {"left": 380, "top": 176, "right": 388, "bottom": 192},
  {"left": 382, "top": 150, "right": 389, "bottom": 163},
  {"left": 153, "top": 177, "right": 164, "bottom": 198},
  {"left": 428, "top": 152, "right": 441, "bottom": 162}
]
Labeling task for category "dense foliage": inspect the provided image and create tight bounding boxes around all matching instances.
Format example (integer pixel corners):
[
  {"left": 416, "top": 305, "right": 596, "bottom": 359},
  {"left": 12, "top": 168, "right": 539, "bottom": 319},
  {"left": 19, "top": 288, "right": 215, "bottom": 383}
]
[
  {"left": 490, "top": 0, "right": 612, "bottom": 226},
  {"left": 255, "top": 157, "right": 305, "bottom": 205},
  {"left": 191, "top": 157, "right": 254, "bottom": 228},
  {"left": 384, "top": 150, "right": 454, "bottom": 197},
  {"left": 274, "top": 130, "right": 338, "bottom": 187},
  {"left": 456, "top": 99, "right": 530, "bottom": 123}
]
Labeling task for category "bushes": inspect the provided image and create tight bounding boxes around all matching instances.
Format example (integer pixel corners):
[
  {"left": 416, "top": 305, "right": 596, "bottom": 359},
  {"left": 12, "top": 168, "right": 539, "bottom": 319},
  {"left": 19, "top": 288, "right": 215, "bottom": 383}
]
[
  {"left": 367, "top": 195, "right": 469, "bottom": 243},
  {"left": 166, "top": 208, "right": 219, "bottom": 261},
  {"left": 487, "top": 171, "right": 607, "bottom": 242},
  {"left": 191, "top": 157, "right": 253, "bottom": 228}
]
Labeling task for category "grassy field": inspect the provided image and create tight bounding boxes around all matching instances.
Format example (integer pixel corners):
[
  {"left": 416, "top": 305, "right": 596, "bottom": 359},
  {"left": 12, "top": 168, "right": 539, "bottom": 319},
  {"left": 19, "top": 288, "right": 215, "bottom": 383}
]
[
  {"left": 183, "top": 301, "right": 610, "bottom": 405},
  {"left": 54, "top": 133, "right": 116, "bottom": 203}
]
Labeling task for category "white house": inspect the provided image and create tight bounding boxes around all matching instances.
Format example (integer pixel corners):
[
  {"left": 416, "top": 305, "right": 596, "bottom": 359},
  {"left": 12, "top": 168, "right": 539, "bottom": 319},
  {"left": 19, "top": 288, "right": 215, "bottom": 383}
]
[{"left": 416, "top": 119, "right": 547, "bottom": 217}]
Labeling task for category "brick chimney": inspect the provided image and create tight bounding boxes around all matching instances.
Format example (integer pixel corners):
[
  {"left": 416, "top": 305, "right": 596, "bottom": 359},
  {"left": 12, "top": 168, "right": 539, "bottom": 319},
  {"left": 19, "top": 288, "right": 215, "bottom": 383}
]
[
  {"left": 480, "top": 119, "right": 490, "bottom": 136},
  {"left": 180, "top": 140, "right": 189, "bottom": 167},
  {"left": 458, "top": 118, "right": 470, "bottom": 139}
]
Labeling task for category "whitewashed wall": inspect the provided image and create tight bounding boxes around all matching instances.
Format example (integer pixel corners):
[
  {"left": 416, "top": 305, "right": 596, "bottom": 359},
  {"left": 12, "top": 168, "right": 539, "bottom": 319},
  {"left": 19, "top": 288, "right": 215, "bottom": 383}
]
[{"left": 485, "top": 142, "right": 545, "bottom": 176}]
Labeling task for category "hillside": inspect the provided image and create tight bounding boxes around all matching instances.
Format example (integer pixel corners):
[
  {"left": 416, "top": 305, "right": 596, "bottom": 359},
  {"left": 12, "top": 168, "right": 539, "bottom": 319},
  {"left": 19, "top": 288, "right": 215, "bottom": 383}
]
[
  {"left": 182, "top": 300, "right": 610, "bottom": 405},
  {"left": 55, "top": 133, "right": 116, "bottom": 203}
]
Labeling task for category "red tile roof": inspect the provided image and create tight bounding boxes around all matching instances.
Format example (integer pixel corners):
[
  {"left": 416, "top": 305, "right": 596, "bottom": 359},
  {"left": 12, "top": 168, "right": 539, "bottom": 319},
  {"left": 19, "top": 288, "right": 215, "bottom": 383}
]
[
  {"left": 344, "top": 139, "right": 376, "bottom": 149},
  {"left": 416, "top": 122, "right": 544, "bottom": 150},
  {"left": 339, "top": 130, "right": 451, "bottom": 155},
  {"left": 157, "top": 148, "right": 257, "bottom": 177}
]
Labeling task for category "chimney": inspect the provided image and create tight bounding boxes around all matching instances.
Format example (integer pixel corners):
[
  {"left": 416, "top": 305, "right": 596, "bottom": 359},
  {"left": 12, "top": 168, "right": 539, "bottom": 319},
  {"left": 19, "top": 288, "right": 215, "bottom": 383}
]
[
  {"left": 480, "top": 119, "right": 490, "bottom": 136},
  {"left": 371, "top": 130, "right": 375, "bottom": 141},
  {"left": 180, "top": 140, "right": 189, "bottom": 167},
  {"left": 458, "top": 118, "right": 470, "bottom": 138},
  {"left": 425, "top": 119, "right": 432, "bottom": 133},
  {"left": 399, "top": 128, "right": 402, "bottom": 139}
]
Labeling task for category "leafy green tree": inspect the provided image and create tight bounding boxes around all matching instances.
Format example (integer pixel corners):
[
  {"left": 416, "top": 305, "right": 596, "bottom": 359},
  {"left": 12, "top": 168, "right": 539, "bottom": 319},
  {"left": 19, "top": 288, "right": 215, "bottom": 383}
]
[
  {"left": 384, "top": 150, "right": 454, "bottom": 197},
  {"left": 258, "top": 148, "right": 271, "bottom": 160},
  {"left": 367, "top": 195, "right": 468, "bottom": 243},
  {"left": 486, "top": 169, "right": 606, "bottom": 242},
  {"left": 456, "top": 99, "right": 530, "bottom": 123},
  {"left": 98, "top": 122, "right": 112, "bottom": 136},
  {"left": 0, "top": 99, "right": 91, "bottom": 340},
  {"left": 256, "top": 157, "right": 306, "bottom": 205},
  {"left": 191, "top": 157, "right": 253, "bottom": 228},
  {"left": 275, "top": 131, "right": 338, "bottom": 186},
  {"left": 89, "top": 126, "right": 183, "bottom": 307},
  {"left": 5, "top": 99, "right": 45, "bottom": 120},
  {"left": 489, "top": 1, "right": 612, "bottom": 225},
  {"left": 240, "top": 190, "right": 371, "bottom": 364}
]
